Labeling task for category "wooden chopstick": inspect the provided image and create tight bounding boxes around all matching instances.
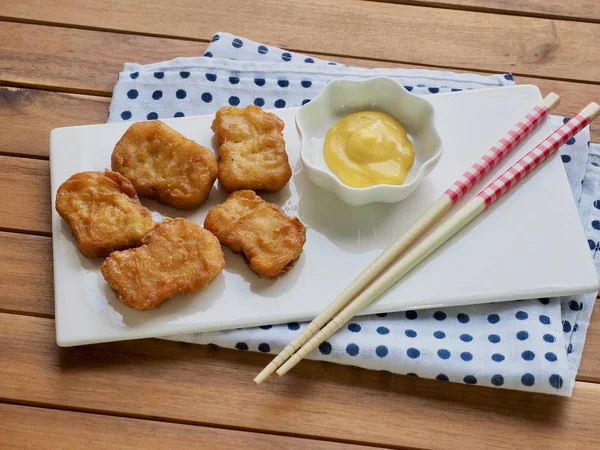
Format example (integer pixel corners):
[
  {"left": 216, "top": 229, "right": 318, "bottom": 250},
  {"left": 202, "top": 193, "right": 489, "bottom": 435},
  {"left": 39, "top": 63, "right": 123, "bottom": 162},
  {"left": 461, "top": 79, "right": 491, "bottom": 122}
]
[
  {"left": 254, "top": 92, "right": 560, "bottom": 384},
  {"left": 275, "top": 102, "right": 600, "bottom": 378}
]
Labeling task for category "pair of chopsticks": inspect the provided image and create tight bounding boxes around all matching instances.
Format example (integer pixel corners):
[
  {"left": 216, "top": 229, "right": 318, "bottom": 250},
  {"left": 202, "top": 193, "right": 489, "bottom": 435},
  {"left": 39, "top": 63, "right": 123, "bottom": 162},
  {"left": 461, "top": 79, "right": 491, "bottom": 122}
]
[{"left": 255, "top": 94, "right": 600, "bottom": 384}]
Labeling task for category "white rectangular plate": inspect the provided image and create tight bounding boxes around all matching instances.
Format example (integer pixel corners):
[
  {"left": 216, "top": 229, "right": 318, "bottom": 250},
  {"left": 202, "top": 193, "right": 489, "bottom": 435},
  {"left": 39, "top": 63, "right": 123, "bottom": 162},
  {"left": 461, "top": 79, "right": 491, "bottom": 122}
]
[{"left": 50, "top": 85, "right": 598, "bottom": 347}]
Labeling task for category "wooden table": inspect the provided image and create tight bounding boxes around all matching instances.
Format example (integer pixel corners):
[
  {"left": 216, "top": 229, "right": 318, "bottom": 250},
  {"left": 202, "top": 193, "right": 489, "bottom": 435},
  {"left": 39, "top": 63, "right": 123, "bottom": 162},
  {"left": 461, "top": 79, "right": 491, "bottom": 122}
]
[{"left": 1, "top": 1, "right": 600, "bottom": 448}]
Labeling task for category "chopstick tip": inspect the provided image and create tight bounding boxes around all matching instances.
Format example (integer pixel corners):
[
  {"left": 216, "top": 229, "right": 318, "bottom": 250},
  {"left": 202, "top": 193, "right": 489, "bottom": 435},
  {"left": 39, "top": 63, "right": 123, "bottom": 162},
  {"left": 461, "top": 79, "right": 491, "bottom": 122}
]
[{"left": 254, "top": 363, "right": 278, "bottom": 384}]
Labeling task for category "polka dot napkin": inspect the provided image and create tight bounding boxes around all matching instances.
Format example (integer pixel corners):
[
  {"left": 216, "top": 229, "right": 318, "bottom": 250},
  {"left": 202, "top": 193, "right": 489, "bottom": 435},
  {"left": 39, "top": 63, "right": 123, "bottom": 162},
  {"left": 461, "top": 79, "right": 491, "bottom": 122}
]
[{"left": 108, "top": 32, "right": 600, "bottom": 395}]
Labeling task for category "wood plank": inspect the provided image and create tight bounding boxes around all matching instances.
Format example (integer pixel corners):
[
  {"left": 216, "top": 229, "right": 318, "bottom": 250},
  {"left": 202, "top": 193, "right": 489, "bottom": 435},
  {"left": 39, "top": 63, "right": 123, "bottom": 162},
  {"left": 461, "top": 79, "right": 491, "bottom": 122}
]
[
  {"left": 0, "top": 404, "right": 373, "bottom": 450},
  {"left": 1, "top": 313, "right": 600, "bottom": 450},
  {"left": 0, "top": 156, "right": 50, "bottom": 235},
  {"left": 1, "top": 1, "right": 599, "bottom": 83},
  {"left": 0, "top": 87, "right": 110, "bottom": 158},
  {"left": 579, "top": 300, "right": 600, "bottom": 383},
  {"left": 368, "top": 0, "right": 600, "bottom": 23}
]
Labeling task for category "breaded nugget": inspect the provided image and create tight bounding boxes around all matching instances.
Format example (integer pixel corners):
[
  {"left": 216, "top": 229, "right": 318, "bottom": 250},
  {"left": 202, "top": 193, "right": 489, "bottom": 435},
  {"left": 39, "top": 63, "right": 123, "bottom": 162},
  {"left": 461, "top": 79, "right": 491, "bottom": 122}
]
[
  {"left": 212, "top": 105, "right": 292, "bottom": 192},
  {"left": 101, "top": 218, "right": 225, "bottom": 310},
  {"left": 55, "top": 170, "right": 155, "bottom": 258},
  {"left": 112, "top": 120, "right": 218, "bottom": 209},
  {"left": 204, "top": 190, "right": 306, "bottom": 278}
]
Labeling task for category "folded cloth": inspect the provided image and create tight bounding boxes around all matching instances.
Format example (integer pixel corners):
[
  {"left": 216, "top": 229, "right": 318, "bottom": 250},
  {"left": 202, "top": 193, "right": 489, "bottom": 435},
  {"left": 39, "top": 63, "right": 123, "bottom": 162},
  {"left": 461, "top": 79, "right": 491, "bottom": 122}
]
[{"left": 108, "top": 32, "right": 599, "bottom": 396}]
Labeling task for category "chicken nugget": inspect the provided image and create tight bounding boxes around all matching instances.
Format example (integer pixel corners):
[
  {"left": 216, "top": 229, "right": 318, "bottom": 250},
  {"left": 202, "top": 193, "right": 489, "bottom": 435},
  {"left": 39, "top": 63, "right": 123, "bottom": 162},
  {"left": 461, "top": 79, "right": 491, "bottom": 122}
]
[
  {"left": 204, "top": 190, "right": 306, "bottom": 278},
  {"left": 212, "top": 105, "right": 292, "bottom": 192},
  {"left": 55, "top": 170, "right": 155, "bottom": 258},
  {"left": 101, "top": 218, "right": 225, "bottom": 310},
  {"left": 112, "top": 120, "right": 218, "bottom": 209}
]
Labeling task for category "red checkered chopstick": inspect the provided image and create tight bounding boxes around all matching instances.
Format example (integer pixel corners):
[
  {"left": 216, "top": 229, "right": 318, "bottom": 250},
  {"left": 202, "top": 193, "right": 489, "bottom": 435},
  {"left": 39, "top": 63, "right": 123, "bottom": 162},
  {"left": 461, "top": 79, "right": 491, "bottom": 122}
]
[
  {"left": 254, "top": 93, "right": 560, "bottom": 384},
  {"left": 275, "top": 102, "right": 600, "bottom": 378}
]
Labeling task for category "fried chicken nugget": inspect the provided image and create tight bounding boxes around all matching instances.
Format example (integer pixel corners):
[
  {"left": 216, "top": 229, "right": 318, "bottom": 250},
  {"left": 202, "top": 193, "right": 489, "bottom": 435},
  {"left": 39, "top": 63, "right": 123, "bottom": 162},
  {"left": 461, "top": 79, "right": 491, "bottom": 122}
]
[
  {"left": 212, "top": 105, "right": 292, "bottom": 192},
  {"left": 112, "top": 120, "right": 218, "bottom": 209},
  {"left": 55, "top": 170, "right": 155, "bottom": 258},
  {"left": 204, "top": 190, "right": 306, "bottom": 278},
  {"left": 101, "top": 218, "right": 225, "bottom": 310}
]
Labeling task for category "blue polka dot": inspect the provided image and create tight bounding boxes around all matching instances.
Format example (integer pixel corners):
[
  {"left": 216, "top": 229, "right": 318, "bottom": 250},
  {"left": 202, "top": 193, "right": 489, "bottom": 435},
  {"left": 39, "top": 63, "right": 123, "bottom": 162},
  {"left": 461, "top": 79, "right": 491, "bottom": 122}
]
[
  {"left": 504, "top": 73, "right": 514, "bottom": 80},
  {"left": 434, "top": 331, "right": 446, "bottom": 339},
  {"left": 407, "top": 348, "right": 420, "bottom": 359},
  {"left": 232, "top": 38, "right": 243, "bottom": 48},
  {"left": 254, "top": 98, "right": 265, "bottom": 107},
  {"left": 539, "top": 315, "right": 551, "bottom": 325},
  {"left": 348, "top": 323, "right": 361, "bottom": 332},
  {"left": 302, "top": 99, "right": 311, "bottom": 105},
  {"left": 288, "top": 322, "right": 300, "bottom": 331},
  {"left": 491, "top": 374, "right": 504, "bottom": 386},
  {"left": 376, "top": 345, "right": 388, "bottom": 358},
  {"left": 487, "top": 314, "right": 500, "bottom": 324},
  {"left": 201, "top": 92, "right": 212, "bottom": 103},
  {"left": 567, "top": 343, "right": 573, "bottom": 354},
  {"left": 457, "top": 313, "right": 470, "bottom": 323},
  {"left": 274, "top": 99, "right": 286, "bottom": 108},
  {"left": 259, "top": 325, "right": 272, "bottom": 330},
  {"left": 460, "top": 352, "right": 473, "bottom": 361},
  {"left": 404, "top": 86, "right": 413, "bottom": 92},
  {"left": 428, "top": 87, "right": 440, "bottom": 94},
  {"left": 376, "top": 313, "right": 388, "bottom": 318},
  {"left": 460, "top": 334, "right": 473, "bottom": 342},
  {"left": 277, "top": 79, "right": 289, "bottom": 88},
  {"left": 258, "top": 45, "right": 268, "bottom": 54},
  {"left": 574, "top": 324, "right": 579, "bottom": 332},
  {"left": 543, "top": 333, "right": 555, "bottom": 343},
  {"left": 545, "top": 352, "right": 558, "bottom": 362},
  {"left": 120, "top": 111, "right": 132, "bottom": 120},
  {"left": 434, "top": 311, "right": 447, "bottom": 321},
  {"left": 405, "top": 311, "right": 417, "bottom": 320},
  {"left": 328, "top": 61, "right": 337, "bottom": 65},
  {"left": 539, "top": 298, "right": 550, "bottom": 305},
  {"left": 549, "top": 374, "right": 563, "bottom": 389},
  {"left": 405, "top": 329, "right": 417, "bottom": 338},
  {"left": 563, "top": 117, "right": 571, "bottom": 124},
  {"left": 204, "top": 52, "right": 213, "bottom": 58},
  {"left": 304, "top": 57, "right": 314, "bottom": 63},
  {"left": 180, "top": 71, "right": 190, "bottom": 79},
  {"left": 235, "top": 342, "right": 248, "bottom": 351},
  {"left": 488, "top": 334, "right": 501, "bottom": 343},
  {"left": 522, "top": 350, "right": 535, "bottom": 361},
  {"left": 176, "top": 89, "right": 187, "bottom": 99},
  {"left": 174, "top": 112, "right": 185, "bottom": 118},
  {"left": 592, "top": 220, "right": 600, "bottom": 230},
  {"left": 127, "top": 89, "right": 138, "bottom": 99},
  {"left": 406, "top": 372, "right": 418, "bottom": 377},
  {"left": 515, "top": 311, "right": 528, "bottom": 320},
  {"left": 206, "top": 73, "right": 217, "bottom": 82},
  {"left": 437, "top": 349, "right": 450, "bottom": 359},
  {"left": 451, "top": 88, "right": 462, "bottom": 92},
  {"left": 282, "top": 52, "right": 292, "bottom": 62},
  {"left": 569, "top": 300, "right": 583, "bottom": 311},
  {"left": 301, "top": 80, "right": 312, "bottom": 88},
  {"left": 211, "top": 34, "right": 220, "bottom": 42},
  {"left": 229, "top": 76, "right": 240, "bottom": 85},
  {"left": 319, "top": 341, "right": 332, "bottom": 355},
  {"left": 130, "top": 72, "right": 139, "bottom": 79},
  {"left": 258, "top": 343, "right": 270, "bottom": 353},
  {"left": 588, "top": 239, "right": 596, "bottom": 250},
  {"left": 147, "top": 112, "right": 158, "bottom": 120},
  {"left": 463, "top": 375, "right": 477, "bottom": 384},
  {"left": 566, "top": 137, "right": 576, "bottom": 145},
  {"left": 254, "top": 78, "right": 265, "bottom": 86},
  {"left": 491, "top": 353, "right": 505, "bottom": 362},
  {"left": 594, "top": 200, "right": 600, "bottom": 210},
  {"left": 563, "top": 320, "right": 572, "bottom": 333},
  {"left": 521, "top": 373, "right": 535, "bottom": 386},
  {"left": 417, "top": 84, "right": 426, "bottom": 87},
  {"left": 376, "top": 326, "right": 389, "bottom": 335},
  {"left": 229, "top": 96, "right": 240, "bottom": 106},
  {"left": 517, "top": 331, "right": 529, "bottom": 341},
  {"left": 436, "top": 374, "right": 449, "bottom": 381},
  {"left": 153, "top": 72, "right": 164, "bottom": 79},
  {"left": 346, "top": 343, "right": 359, "bottom": 356},
  {"left": 561, "top": 154, "right": 572, "bottom": 163},
  {"left": 152, "top": 90, "right": 163, "bottom": 100}
]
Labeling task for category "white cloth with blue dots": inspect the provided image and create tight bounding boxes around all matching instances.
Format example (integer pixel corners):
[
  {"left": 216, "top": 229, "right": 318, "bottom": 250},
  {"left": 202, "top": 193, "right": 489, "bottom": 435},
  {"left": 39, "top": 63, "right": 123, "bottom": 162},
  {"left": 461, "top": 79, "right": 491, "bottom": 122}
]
[{"left": 109, "top": 32, "right": 600, "bottom": 396}]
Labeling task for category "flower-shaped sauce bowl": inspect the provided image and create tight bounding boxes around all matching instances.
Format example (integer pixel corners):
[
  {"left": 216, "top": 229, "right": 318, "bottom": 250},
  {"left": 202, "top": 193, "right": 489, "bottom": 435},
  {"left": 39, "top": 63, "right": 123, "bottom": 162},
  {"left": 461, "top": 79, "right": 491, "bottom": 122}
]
[{"left": 296, "top": 77, "right": 443, "bottom": 205}]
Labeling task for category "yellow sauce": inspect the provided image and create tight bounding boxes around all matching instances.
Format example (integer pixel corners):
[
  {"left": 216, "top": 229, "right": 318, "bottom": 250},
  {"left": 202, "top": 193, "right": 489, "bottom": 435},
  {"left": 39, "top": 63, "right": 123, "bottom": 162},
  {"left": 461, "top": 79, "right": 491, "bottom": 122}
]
[{"left": 323, "top": 111, "right": 415, "bottom": 188}]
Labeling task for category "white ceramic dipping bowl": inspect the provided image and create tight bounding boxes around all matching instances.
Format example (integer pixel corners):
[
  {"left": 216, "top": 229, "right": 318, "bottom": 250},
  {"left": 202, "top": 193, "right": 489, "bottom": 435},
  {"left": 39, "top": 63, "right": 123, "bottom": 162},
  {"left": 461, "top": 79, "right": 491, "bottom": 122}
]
[{"left": 296, "top": 76, "right": 443, "bottom": 205}]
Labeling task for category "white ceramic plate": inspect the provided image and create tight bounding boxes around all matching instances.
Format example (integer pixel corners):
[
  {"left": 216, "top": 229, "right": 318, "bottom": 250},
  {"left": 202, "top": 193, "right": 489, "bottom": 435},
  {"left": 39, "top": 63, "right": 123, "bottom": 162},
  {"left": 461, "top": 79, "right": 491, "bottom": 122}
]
[{"left": 50, "top": 85, "right": 598, "bottom": 347}]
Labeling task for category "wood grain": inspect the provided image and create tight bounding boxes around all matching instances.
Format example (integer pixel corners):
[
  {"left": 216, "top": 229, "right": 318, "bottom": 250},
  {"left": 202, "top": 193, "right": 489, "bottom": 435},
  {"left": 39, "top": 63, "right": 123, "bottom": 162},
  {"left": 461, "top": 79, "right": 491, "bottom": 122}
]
[
  {"left": 1, "top": 0, "right": 599, "bottom": 82},
  {"left": 367, "top": 0, "right": 600, "bottom": 22},
  {"left": 1, "top": 312, "right": 600, "bottom": 450},
  {"left": 0, "top": 403, "right": 374, "bottom": 450}
]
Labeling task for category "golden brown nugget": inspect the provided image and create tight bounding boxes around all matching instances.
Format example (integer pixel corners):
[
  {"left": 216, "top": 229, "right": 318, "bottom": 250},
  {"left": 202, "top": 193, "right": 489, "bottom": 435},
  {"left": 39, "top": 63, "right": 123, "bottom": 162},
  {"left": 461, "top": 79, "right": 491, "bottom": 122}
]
[
  {"left": 101, "top": 218, "right": 225, "bottom": 311},
  {"left": 212, "top": 105, "right": 292, "bottom": 192},
  {"left": 55, "top": 170, "right": 155, "bottom": 258},
  {"left": 112, "top": 120, "right": 218, "bottom": 209},
  {"left": 204, "top": 190, "right": 306, "bottom": 278}
]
